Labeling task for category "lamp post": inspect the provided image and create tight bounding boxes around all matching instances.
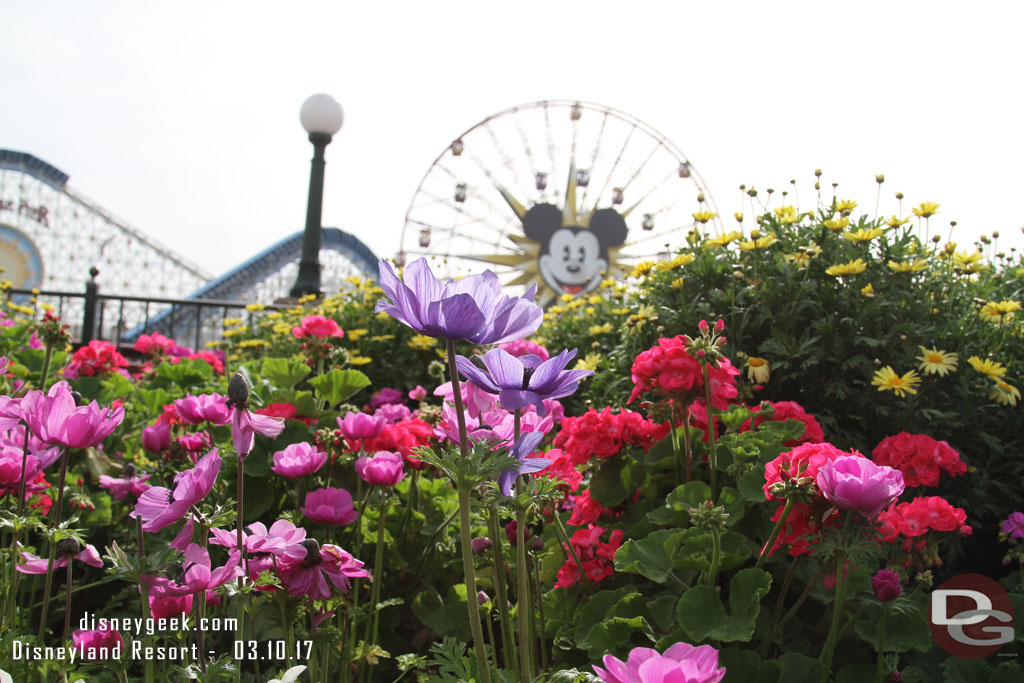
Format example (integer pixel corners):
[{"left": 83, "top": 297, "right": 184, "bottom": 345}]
[{"left": 289, "top": 93, "right": 344, "bottom": 298}]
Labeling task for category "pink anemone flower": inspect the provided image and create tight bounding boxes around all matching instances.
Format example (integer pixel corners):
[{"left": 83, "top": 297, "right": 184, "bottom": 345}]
[
  {"left": 98, "top": 466, "right": 152, "bottom": 500},
  {"left": 594, "top": 642, "right": 726, "bottom": 683},
  {"left": 73, "top": 628, "right": 123, "bottom": 660},
  {"left": 174, "top": 394, "right": 231, "bottom": 426},
  {"left": 355, "top": 451, "right": 406, "bottom": 487},
  {"left": 22, "top": 381, "right": 124, "bottom": 449},
  {"left": 277, "top": 539, "right": 369, "bottom": 600},
  {"left": 131, "top": 449, "right": 221, "bottom": 532},
  {"left": 271, "top": 442, "right": 327, "bottom": 479},
  {"left": 301, "top": 487, "right": 358, "bottom": 526},
  {"left": 145, "top": 543, "right": 241, "bottom": 597},
  {"left": 18, "top": 543, "right": 103, "bottom": 574},
  {"left": 337, "top": 412, "right": 386, "bottom": 441}
]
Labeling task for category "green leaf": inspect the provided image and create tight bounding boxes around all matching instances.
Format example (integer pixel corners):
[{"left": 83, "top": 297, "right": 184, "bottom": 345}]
[
  {"left": 614, "top": 529, "right": 686, "bottom": 583},
  {"left": 590, "top": 456, "right": 645, "bottom": 507},
  {"left": 676, "top": 568, "right": 771, "bottom": 642},
  {"left": 242, "top": 475, "right": 274, "bottom": 522},
  {"left": 577, "top": 616, "right": 654, "bottom": 660},
  {"left": 411, "top": 585, "right": 471, "bottom": 642},
  {"left": 155, "top": 357, "right": 213, "bottom": 389},
  {"left": 261, "top": 357, "right": 311, "bottom": 390},
  {"left": 674, "top": 529, "right": 751, "bottom": 573},
  {"left": 853, "top": 607, "right": 931, "bottom": 653},
  {"left": 737, "top": 470, "right": 768, "bottom": 503},
  {"left": 138, "top": 388, "right": 174, "bottom": 416},
  {"left": 778, "top": 652, "right": 824, "bottom": 683},
  {"left": 836, "top": 663, "right": 878, "bottom": 683},
  {"left": 98, "top": 372, "right": 135, "bottom": 402},
  {"left": 309, "top": 369, "right": 371, "bottom": 405}
]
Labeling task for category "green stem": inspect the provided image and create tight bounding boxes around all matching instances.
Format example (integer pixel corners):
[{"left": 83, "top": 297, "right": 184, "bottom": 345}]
[
  {"left": 876, "top": 606, "right": 887, "bottom": 683},
  {"left": 487, "top": 508, "right": 517, "bottom": 675},
  {"left": 515, "top": 506, "right": 532, "bottom": 683},
  {"left": 62, "top": 559, "right": 73, "bottom": 643},
  {"left": 137, "top": 517, "right": 156, "bottom": 683},
  {"left": 366, "top": 494, "right": 388, "bottom": 682},
  {"left": 447, "top": 337, "right": 492, "bottom": 683},
  {"left": 236, "top": 456, "right": 245, "bottom": 683},
  {"left": 458, "top": 486, "right": 492, "bottom": 683},
  {"left": 775, "top": 562, "right": 830, "bottom": 631},
  {"left": 706, "top": 527, "right": 721, "bottom": 589},
  {"left": 668, "top": 407, "right": 682, "bottom": 487},
  {"left": 484, "top": 605, "right": 499, "bottom": 672},
  {"left": 701, "top": 365, "right": 719, "bottom": 500},
  {"left": 398, "top": 469, "right": 419, "bottom": 540},
  {"left": 37, "top": 447, "right": 69, "bottom": 643},
  {"left": 551, "top": 514, "right": 590, "bottom": 588},
  {"left": 818, "top": 513, "right": 853, "bottom": 680},
  {"left": 756, "top": 498, "right": 795, "bottom": 569},
  {"left": 38, "top": 342, "right": 55, "bottom": 392},
  {"left": 532, "top": 553, "right": 548, "bottom": 674},
  {"left": 280, "top": 598, "right": 294, "bottom": 669},
  {"left": 681, "top": 407, "right": 693, "bottom": 483},
  {"left": 760, "top": 555, "right": 801, "bottom": 656}
]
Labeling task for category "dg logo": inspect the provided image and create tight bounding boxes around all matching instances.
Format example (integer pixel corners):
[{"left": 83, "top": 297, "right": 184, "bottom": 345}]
[{"left": 929, "top": 573, "right": 1015, "bottom": 658}]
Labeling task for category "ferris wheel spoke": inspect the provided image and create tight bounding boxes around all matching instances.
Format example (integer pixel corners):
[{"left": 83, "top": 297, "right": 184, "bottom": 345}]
[
  {"left": 592, "top": 123, "right": 637, "bottom": 204},
  {"left": 619, "top": 165, "right": 679, "bottom": 215},
  {"left": 483, "top": 121, "right": 533, "bottom": 204},
  {"left": 616, "top": 140, "right": 664, "bottom": 196},
  {"left": 432, "top": 161, "right": 522, "bottom": 229},
  {"left": 544, "top": 103, "right": 557, "bottom": 199},
  {"left": 621, "top": 221, "right": 699, "bottom": 250},
  {"left": 407, "top": 209, "right": 510, "bottom": 253},
  {"left": 577, "top": 110, "right": 609, "bottom": 211}
]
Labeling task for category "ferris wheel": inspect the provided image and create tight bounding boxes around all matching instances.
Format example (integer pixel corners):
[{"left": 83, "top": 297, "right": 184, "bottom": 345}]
[{"left": 398, "top": 100, "right": 722, "bottom": 304}]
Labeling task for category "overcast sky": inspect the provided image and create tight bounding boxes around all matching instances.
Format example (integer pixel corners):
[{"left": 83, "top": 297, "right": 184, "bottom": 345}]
[{"left": 3, "top": 1, "right": 1021, "bottom": 279}]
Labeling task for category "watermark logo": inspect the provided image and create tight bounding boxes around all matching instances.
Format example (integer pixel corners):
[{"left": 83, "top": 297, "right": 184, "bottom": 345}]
[{"left": 929, "top": 573, "right": 1014, "bottom": 658}]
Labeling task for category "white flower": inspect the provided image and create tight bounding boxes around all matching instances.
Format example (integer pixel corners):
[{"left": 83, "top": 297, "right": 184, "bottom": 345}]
[{"left": 267, "top": 665, "right": 307, "bottom": 683}]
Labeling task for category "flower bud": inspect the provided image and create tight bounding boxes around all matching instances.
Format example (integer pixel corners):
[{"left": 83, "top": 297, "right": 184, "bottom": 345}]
[
  {"left": 227, "top": 373, "right": 250, "bottom": 406},
  {"left": 471, "top": 537, "right": 493, "bottom": 556},
  {"left": 876, "top": 174, "right": 885, "bottom": 184},
  {"left": 871, "top": 569, "right": 902, "bottom": 602},
  {"left": 57, "top": 538, "right": 81, "bottom": 558},
  {"left": 477, "top": 591, "right": 490, "bottom": 605},
  {"left": 698, "top": 320, "right": 709, "bottom": 333},
  {"left": 528, "top": 536, "right": 544, "bottom": 552}
]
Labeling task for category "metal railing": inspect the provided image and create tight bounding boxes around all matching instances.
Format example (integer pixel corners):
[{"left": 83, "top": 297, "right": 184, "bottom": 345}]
[{"left": 9, "top": 269, "right": 291, "bottom": 349}]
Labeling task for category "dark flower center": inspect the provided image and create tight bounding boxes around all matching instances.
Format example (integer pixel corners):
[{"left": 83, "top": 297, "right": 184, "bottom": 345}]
[
  {"left": 299, "top": 539, "right": 321, "bottom": 569},
  {"left": 521, "top": 367, "right": 534, "bottom": 391}
]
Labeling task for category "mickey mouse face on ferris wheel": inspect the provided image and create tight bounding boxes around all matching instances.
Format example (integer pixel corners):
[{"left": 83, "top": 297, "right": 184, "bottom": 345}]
[{"left": 521, "top": 203, "right": 628, "bottom": 296}]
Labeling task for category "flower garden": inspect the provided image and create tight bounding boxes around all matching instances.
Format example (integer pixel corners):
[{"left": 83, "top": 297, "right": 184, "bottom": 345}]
[{"left": 0, "top": 186, "right": 1023, "bottom": 682}]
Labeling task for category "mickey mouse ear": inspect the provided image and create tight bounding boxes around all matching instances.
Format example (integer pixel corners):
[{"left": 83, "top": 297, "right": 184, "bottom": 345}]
[
  {"left": 522, "top": 203, "right": 562, "bottom": 242},
  {"left": 589, "top": 209, "right": 628, "bottom": 247}
]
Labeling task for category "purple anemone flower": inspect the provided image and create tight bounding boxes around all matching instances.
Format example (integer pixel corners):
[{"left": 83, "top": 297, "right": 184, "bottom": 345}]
[
  {"left": 498, "top": 431, "right": 550, "bottom": 496},
  {"left": 374, "top": 258, "right": 543, "bottom": 345},
  {"left": 456, "top": 348, "right": 593, "bottom": 416}
]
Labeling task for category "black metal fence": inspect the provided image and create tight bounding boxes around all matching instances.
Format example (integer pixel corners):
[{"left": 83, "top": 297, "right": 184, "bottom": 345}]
[{"left": 9, "top": 270, "right": 290, "bottom": 350}]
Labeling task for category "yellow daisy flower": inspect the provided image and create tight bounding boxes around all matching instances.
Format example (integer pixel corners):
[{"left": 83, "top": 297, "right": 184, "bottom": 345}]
[
  {"left": 746, "top": 356, "right": 770, "bottom": 383},
  {"left": 346, "top": 328, "right": 369, "bottom": 342},
  {"left": 979, "top": 300, "right": 1021, "bottom": 325},
  {"left": 912, "top": 201, "right": 940, "bottom": 218},
  {"left": 575, "top": 352, "right": 602, "bottom": 372},
  {"left": 953, "top": 251, "right": 989, "bottom": 273},
  {"left": 733, "top": 212, "right": 744, "bottom": 223},
  {"left": 861, "top": 283, "right": 875, "bottom": 297},
  {"left": 968, "top": 356, "right": 1007, "bottom": 380},
  {"left": 887, "top": 259, "right": 929, "bottom": 273},
  {"left": 916, "top": 346, "right": 958, "bottom": 376},
  {"left": 656, "top": 254, "right": 696, "bottom": 271},
  {"left": 836, "top": 199, "right": 857, "bottom": 214},
  {"left": 693, "top": 210, "right": 718, "bottom": 224},
  {"left": 989, "top": 380, "right": 1021, "bottom": 407},
  {"left": 872, "top": 366, "right": 921, "bottom": 398},
  {"left": 738, "top": 234, "right": 779, "bottom": 251},
  {"left": 348, "top": 354, "right": 373, "bottom": 366},
  {"left": 245, "top": 304, "right": 265, "bottom": 312},
  {"left": 785, "top": 252, "right": 811, "bottom": 269},
  {"left": 632, "top": 261, "right": 655, "bottom": 277},
  {"left": 885, "top": 216, "right": 910, "bottom": 228},
  {"left": 408, "top": 334, "right": 439, "bottom": 351},
  {"left": 671, "top": 277, "right": 685, "bottom": 290},
  {"left": 824, "top": 217, "right": 850, "bottom": 231},
  {"left": 773, "top": 206, "right": 799, "bottom": 224},
  {"left": 842, "top": 227, "right": 884, "bottom": 243},
  {"left": 705, "top": 231, "right": 743, "bottom": 248},
  {"left": 589, "top": 322, "right": 614, "bottom": 336},
  {"left": 825, "top": 259, "right": 867, "bottom": 276}
]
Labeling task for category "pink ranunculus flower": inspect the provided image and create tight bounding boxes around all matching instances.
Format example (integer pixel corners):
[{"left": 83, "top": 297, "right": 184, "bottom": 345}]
[
  {"left": 73, "top": 627, "right": 123, "bottom": 660},
  {"left": 174, "top": 393, "right": 231, "bottom": 426},
  {"left": 408, "top": 385, "right": 427, "bottom": 401},
  {"left": 337, "top": 412, "right": 386, "bottom": 441},
  {"left": 816, "top": 455, "right": 905, "bottom": 518},
  {"left": 141, "top": 423, "right": 171, "bottom": 452},
  {"left": 131, "top": 449, "right": 221, "bottom": 532},
  {"left": 271, "top": 442, "right": 327, "bottom": 479},
  {"left": 291, "top": 315, "right": 344, "bottom": 339},
  {"left": 594, "top": 642, "right": 726, "bottom": 683},
  {"left": 871, "top": 569, "right": 902, "bottom": 602},
  {"left": 355, "top": 451, "right": 406, "bottom": 487},
  {"left": 302, "top": 487, "right": 358, "bottom": 526}
]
